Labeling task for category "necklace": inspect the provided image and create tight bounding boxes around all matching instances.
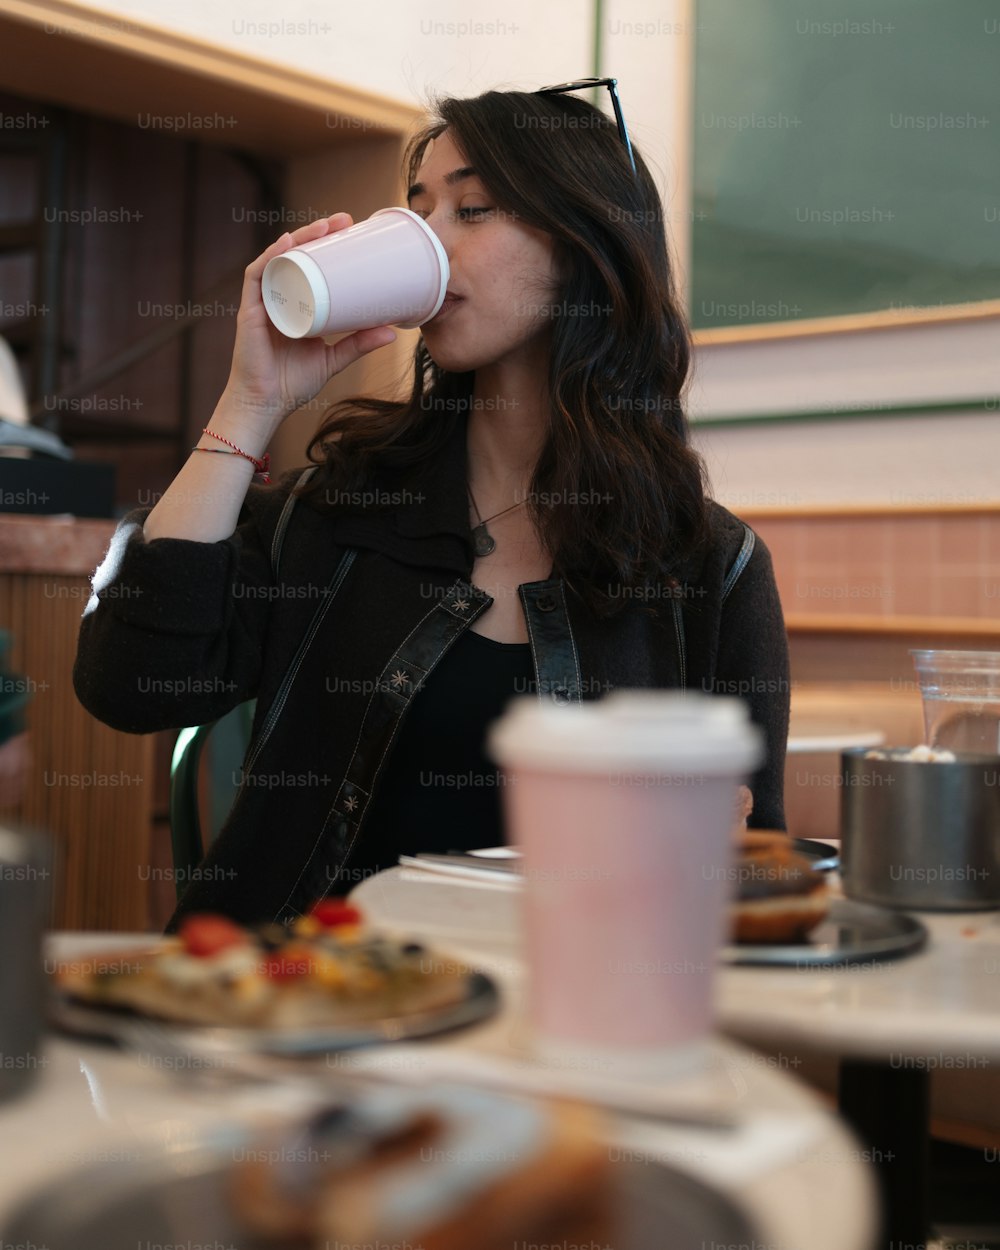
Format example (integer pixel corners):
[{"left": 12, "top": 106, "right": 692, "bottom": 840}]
[{"left": 467, "top": 486, "right": 527, "bottom": 556}]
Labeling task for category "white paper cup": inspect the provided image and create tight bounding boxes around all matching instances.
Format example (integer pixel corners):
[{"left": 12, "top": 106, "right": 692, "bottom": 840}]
[
  {"left": 261, "top": 207, "right": 449, "bottom": 339},
  {"left": 488, "top": 691, "right": 763, "bottom": 1079}
]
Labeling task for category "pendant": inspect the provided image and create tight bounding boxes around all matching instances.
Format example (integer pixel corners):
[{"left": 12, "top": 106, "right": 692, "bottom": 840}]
[{"left": 472, "top": 523, "right": 496, "bottom": 557}]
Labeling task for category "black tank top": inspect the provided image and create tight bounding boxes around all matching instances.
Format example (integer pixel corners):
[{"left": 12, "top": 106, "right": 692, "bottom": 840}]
[{"left": 336, "top": 628, "right": 536, "bottom": 888}]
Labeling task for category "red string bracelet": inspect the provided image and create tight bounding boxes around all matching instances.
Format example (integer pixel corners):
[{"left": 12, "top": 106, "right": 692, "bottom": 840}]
[{"left": 197, "top": 428, "right": 271, "bottom": 483}]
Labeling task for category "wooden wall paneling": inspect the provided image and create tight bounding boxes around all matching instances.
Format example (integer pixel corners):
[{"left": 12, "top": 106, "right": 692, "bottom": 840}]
[
  {"left": 3, "top": 570, "right": 153, "bottom": 930},
  {"left": 0, "top": 3, "right": 422, "bottom": 931}
]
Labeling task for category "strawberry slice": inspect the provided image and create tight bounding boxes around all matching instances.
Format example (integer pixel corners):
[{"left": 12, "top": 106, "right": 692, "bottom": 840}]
[
  {"left": 261, "top": 946, "right": 314, "bottom": 980},
  {"left": 178, "top": 914, "right": 249, "bottom": 958},
  {"left": 309, "top": 899, "right": 363, "bottom": 929}
]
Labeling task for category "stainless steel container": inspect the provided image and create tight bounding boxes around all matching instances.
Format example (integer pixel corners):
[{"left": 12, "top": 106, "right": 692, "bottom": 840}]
[
  {"left": 840, "top": 748, "right": 1000, "bottom": 911},
  {"left": 0, "top": 823, "right": 52, "bottom": 1101}
]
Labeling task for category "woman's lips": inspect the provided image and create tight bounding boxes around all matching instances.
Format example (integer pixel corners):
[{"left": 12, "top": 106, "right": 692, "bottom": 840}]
[{"left": 426, "top": 293, "right": 463, "bottom": 323}]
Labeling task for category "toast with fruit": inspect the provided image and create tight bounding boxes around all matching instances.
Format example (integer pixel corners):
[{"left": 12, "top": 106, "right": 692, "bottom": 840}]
[{"left": 53, "top": 900, "right": 471, "bottom": 1029}]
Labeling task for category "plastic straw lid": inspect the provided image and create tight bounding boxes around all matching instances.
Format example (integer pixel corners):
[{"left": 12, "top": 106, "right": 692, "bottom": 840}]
[{"left": 488, "top": 690, "right": 764, "bottom": 775}]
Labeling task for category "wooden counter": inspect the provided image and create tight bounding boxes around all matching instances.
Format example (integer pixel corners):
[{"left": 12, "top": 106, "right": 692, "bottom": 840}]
[{"left": 1, "top": 513, "right": 153, "bottom": 930}]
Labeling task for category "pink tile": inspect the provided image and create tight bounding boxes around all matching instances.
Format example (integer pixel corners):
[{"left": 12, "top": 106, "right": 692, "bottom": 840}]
[
  {"left": 891, "top": 561, "right": 935, "bottom": 616},
  {"left": 887, "top": 517, "right": 940, "bottom": 568},
  {"left": 984, "top": 517, "right": 1000, "bottom": 568},
  {"left": 937, "top": 516, "right": 988, "bottom": 574},
  {"left": 800, "top": 519, "right": 848, "bottom": 573}
]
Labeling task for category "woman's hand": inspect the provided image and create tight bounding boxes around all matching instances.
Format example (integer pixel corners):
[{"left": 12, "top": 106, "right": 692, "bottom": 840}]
[{"left": 221, "top": 213, "right": 397, "bottom": 435}]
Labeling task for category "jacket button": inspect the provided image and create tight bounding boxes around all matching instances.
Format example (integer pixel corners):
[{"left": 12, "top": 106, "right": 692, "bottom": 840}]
[
  {"left": 551, "top": 685, "right": 571, "bottom": 704},
  {"left": 537, "top": 594, "right": 556, "bottom": 612}
]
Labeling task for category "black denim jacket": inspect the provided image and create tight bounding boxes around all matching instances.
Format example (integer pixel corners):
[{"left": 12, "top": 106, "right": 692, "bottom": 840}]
[{"left": 74, "top": 417, "right": 790, "bottom": 927}]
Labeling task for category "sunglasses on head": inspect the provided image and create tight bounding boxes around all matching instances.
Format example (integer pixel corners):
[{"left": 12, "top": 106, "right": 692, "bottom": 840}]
[{"left": 535, "top": 77, "right": 637, "bottom": 175}]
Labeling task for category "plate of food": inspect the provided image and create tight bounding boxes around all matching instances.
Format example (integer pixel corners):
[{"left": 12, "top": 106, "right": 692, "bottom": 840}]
[
  {"left": 3, "top": 1084, "right": 757, "bottom": 1250},
  {"left": 48, "top": 899, "right": 499, "bottom": 1053},
  {"left": 724, "top": 831, "right": 927, "bottom": 966}
]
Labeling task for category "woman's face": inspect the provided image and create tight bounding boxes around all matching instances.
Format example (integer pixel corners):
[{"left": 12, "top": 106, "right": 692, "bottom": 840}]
[{"left": 407, "top": 130, "right": 561, "bottom": 376}]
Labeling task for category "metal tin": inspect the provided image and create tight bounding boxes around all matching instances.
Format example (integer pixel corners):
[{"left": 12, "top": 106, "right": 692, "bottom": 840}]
[{"left": 840, "top": 747, "right": 1000, "bottom": 911}]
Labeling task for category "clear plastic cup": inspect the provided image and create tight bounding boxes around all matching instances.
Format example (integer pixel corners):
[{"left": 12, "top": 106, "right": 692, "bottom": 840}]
[
  {"left": 261, "top": 206, "right": 449, "bottom": 339},
  {"left": 910, "top": 649, "right": 1000, "bottom": 754},
  {"left": 487, "top": 691, "right": 763, "bottom": 1080}
]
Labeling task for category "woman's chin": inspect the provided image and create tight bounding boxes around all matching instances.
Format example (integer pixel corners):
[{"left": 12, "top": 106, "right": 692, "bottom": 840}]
[{"left": 420, "top": 340, "right": 490, "bottom": 374}]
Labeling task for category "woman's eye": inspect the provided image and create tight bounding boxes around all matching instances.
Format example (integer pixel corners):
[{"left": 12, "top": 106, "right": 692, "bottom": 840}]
[{"left": 456, "top": 205, "right": 492, "bottom": 220}]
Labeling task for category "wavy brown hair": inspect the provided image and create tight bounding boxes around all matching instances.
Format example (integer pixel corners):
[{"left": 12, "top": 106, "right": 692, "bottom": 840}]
[{"left": 296, "top": 88, "right": 709, "bottom": 616}]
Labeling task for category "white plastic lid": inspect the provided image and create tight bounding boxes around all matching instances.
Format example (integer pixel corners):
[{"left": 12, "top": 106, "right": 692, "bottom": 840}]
[{"left": 488, "top": 690, "right": 764, "bottom": 775}]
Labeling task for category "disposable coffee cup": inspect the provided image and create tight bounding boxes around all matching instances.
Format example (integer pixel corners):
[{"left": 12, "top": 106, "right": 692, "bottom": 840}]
[
  {"left": 261, "top": 207, "right": 449, "bottom": 339},
  {"left": 488, "top": 691, "right": 763, "bottom": 1079}
]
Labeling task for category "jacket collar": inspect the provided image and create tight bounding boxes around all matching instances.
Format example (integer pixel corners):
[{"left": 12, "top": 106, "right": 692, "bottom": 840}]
[{"left": 325, "top": 414, "right": 476, "bottom": 576}]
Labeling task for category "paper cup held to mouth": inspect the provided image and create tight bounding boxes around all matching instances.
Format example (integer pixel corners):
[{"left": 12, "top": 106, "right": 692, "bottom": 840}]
[{"left": 261, "top": 207, "right": 449, "bottom": 339}]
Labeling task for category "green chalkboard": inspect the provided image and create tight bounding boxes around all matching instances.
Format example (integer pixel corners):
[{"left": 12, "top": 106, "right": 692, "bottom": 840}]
[{"left": 691, "top": 0, "right": 1000, "bottom": 329}]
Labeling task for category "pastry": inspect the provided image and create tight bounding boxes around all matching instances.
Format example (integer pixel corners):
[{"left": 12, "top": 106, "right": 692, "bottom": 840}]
[
  {"left": 730, "top": 830, "right": 829, "bottom": 943},
  {"left": 228, "top": 1084, "right": 612, "bottom": 1250}
]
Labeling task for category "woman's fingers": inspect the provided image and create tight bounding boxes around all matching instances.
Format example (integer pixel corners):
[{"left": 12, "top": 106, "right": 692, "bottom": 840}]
[
  {"left": 243, "top": 212, "right": 354, "bottom": 284},
  {"left": 325, "top": 324, "right": 398, "bottom": 375}
]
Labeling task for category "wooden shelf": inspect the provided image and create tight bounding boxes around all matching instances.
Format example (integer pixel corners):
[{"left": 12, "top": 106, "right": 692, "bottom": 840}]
[
  {"left": 785, "top": 614, "right": 1000, "bottom": 638},
  {"left": 0, "top": 0, "right": 419, "bottom": 156},
  {"left": 739, "top": 502, "right": 1000, "bottom": 520}
]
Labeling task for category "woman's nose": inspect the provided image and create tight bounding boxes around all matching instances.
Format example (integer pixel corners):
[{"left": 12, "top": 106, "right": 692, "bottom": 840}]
[{"left": 423, "top": 208, "right": 455, "bottom": 259}]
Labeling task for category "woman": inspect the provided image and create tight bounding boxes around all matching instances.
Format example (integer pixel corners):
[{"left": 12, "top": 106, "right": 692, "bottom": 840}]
[{"left": 74, "top": 87, "right": 789, "bottom": 928}]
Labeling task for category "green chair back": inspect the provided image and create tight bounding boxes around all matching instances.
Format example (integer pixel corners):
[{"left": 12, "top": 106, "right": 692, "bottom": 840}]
[{"left": 168, "top": 700, "right": 255, "bottom": 901}]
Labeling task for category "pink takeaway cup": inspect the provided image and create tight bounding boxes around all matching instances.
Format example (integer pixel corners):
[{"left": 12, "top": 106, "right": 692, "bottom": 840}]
[
  {"left": 261, "top": 206, "right": 449, "bottom": 338},
  {"left": 488, "top": 690, "right": 763, "bottom": 1079}
]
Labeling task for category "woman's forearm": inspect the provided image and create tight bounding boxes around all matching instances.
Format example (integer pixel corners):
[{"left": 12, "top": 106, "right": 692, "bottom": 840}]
[{"left": 142, "top": 392, "right": 281, "bottom": 543}]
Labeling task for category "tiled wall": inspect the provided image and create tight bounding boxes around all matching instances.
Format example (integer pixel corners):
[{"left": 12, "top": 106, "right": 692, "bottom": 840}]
[
  {"left": 748, "top": 509, "right": 1000, "bottom": 623},
  {"left": 745, "top": 509, "right": 1000, "bottom": 836}
]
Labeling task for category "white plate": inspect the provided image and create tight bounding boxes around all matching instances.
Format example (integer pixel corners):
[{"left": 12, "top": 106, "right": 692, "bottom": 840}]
[
  {"left": 4, "top": 1118, "right": 759, "bottom": 1250},
  {"left": 49, "top": 969, "right": 500, "bottom": 1055}
]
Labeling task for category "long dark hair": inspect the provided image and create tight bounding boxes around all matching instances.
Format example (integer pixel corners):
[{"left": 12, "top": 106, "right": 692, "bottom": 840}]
[{"left": 297, "top": 88, "right": 709, "bottom": 616}]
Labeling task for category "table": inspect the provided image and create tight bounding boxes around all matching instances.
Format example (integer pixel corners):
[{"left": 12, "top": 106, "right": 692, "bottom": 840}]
[
  {"left": 355, "top": 866, "right": 1000, "bottom": 1249},
  {"left": 721, "top": 896, "right": 1000, "bottom": 1248},
  {"left": 353, "top": 872, "right": 880, "bottom": 1250},
  {"left": 0, "top": 929, "right": 877, "bottom": 1250}
]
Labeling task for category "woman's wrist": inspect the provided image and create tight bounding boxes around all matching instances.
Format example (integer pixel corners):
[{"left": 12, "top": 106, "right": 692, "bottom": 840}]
[
  {"left": 194, "top": 431, "right": 270, "bottom": 481},
  {"left": 205, "top": 390, "right": 285, "bottom": 458},
  {"left": 212, "top": 390, "right": 287, "bottom": 445}
]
